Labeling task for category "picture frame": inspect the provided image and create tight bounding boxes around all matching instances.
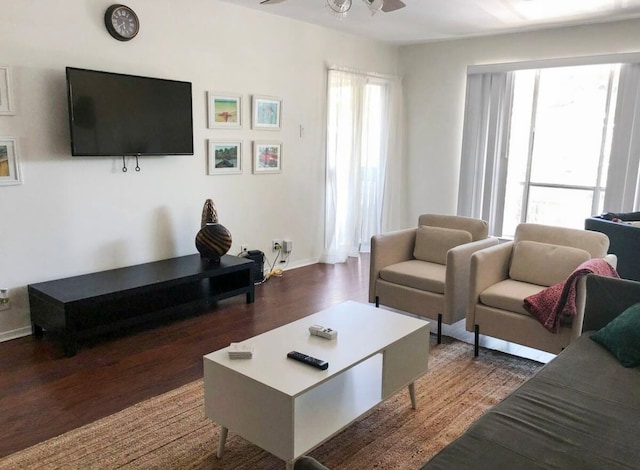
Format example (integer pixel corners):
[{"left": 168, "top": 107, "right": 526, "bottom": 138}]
[
  {"left": 207, "top": 92, "right": 242, "bottom": 128},
  {"left": 208, "top": 140, "right": 242, "bottom": 175},
  {"left": 252, "top": 95, "right": 281, "bottom": 130},
  {"left": 0, "top": 66, "right": 15, "bottom": 115},
  {"left": 253, "top": 141, "right": 282, "bottom": 174},
  {"left": 0, "top": 138, "right": 22, "bottom": 186}
]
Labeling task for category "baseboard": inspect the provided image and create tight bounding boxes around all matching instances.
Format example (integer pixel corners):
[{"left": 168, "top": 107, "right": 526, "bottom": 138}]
[
  {"left": 0, "top": 326, "right": 32, "bottom": 343},
  {"left": 282, "top": 257, "right": 319, "bottom": 271}
]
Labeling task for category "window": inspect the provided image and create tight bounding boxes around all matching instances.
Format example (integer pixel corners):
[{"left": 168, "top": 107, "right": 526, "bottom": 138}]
[
  {"left": 501, "top": 64, "right": 618, "bottom": 237},
  {"left": 458, "top": 58, "right": 640, "bottom": 238},
  {"left": 321, "top": 69, "right": 402, "bottom": 263}
]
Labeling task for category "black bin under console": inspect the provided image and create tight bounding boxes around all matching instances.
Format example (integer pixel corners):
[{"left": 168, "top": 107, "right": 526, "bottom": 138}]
[{"left": 244, "top": 250, "right": 264, "bottom": 283}]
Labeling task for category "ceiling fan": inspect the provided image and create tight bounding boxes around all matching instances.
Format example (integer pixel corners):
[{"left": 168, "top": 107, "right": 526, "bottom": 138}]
[{"left": 259, "top": 0, "right": 407, "bottom": 16}]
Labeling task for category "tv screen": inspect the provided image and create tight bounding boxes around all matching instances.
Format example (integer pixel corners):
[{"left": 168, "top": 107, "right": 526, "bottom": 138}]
[{"left": 66, "top": 67, "right": 193, "bottom": 156}]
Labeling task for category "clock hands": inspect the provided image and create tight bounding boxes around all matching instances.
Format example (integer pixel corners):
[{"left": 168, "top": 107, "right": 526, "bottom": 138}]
[{"left": 105, "top": 4, "right": 139, "bottom": 41}]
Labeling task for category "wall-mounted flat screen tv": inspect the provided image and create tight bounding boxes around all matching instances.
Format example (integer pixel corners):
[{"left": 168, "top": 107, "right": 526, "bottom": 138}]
[{"left": 66, "top": 67, "right": 193, "bottom": 156}]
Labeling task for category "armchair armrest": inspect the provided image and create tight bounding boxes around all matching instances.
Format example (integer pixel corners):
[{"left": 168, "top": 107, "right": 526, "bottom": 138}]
[
  {"left": 445, "top": 237, "right": 500, "bottom": 321},
  {"left": 369, "top": 228, "right": 417, "bottom": 303},
  {"left": 466, "top": 241, "right": 513, "bottom": 331},
  {"left": 604, "top": 253, "right": 618, "bottom": 269}
]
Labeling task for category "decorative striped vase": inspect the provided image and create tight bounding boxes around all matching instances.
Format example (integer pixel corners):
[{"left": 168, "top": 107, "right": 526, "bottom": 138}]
[{"left": 195, "top": 199, "right": 232, "bottom": 262}]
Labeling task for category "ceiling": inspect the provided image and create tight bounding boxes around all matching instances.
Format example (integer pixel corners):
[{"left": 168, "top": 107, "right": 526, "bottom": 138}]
[{"left": 218, "top": 0, "right": 640, "bottom": 45}]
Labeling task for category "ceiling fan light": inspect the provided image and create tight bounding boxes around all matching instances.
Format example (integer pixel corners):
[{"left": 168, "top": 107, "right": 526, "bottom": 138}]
[
  {"left": 364, "top": 0, "right": 383, "bottom": 14},
  {"left": 327, "top": 0, "right": 352, "bottom": 14}
]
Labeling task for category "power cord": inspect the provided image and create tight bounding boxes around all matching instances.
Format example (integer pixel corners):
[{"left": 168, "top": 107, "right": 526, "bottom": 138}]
[
  {"left": 237, "top": 244, "right": 292, "bottom": 284},
  {"left": 264, "top": 246, "right": 284, "bottom": 280}
]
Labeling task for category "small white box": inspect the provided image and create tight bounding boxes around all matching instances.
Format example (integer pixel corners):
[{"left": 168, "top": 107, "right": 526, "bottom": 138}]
[{"left": 228, "top": 342, "right": 254, "bottom": 359}]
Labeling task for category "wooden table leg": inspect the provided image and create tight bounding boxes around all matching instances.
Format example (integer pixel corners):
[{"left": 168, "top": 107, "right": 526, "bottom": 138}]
[
  {"left": 32, "top": 323, "right": 44, "bottom": 338},
  {"left": 63, "top": 334, "right": 78, "bottom": 357},
  {"left": 408, "top": 382, "right": 416, "bottom": 409},
  {"left": 217, "top": 426, "right": 228, "bottom": 458}
]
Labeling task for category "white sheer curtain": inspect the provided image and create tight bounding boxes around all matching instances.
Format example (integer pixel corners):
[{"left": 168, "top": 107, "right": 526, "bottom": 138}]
[{"left": 321, "top": 68, "right": 403, "bottom": 264}]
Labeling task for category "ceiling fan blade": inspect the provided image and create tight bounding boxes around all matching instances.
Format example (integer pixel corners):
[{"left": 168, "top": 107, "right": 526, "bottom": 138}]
[
  {"left": 260, "top": 0, "right": 287, "bottom": 4},
  {"left": 381, "top": 0, "right": 406, "bottom": 13}
]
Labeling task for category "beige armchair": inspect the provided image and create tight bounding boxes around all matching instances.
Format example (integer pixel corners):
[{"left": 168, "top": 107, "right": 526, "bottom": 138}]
[
  {"left": 369, "top": 214, "right": 498, "bottom": 343},
  {"left": 467, "top": 223, "right": 615, "bottom": 356}
]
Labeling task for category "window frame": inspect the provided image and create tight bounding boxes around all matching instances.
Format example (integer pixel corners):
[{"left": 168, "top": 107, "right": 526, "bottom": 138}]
[{"left": 458, "top": 53, "right": 640, "bottom": 237}]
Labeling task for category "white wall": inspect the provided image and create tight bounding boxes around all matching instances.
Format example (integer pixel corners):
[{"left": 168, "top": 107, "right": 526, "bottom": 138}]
[
  {"left": 0, "top": 0, "right": 399, "bottom": 339},
  {"left": 400, "top": 18, "right": 640, "bottom": 224}
]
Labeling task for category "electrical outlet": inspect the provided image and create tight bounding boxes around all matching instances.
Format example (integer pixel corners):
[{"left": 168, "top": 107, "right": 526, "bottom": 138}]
[
  {"left": 283, "top": 239, "right": 293, "bottom": 253},
  {"left": 240, "top": 244, "right": 249, "bottom": 253},
  {"left": 272, "top": 239, "right": 282, "bottom": 251}
]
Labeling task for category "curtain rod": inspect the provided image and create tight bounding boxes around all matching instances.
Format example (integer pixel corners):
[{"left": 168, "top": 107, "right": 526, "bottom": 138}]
[
  {"left": 327, "top": 65, "right": 401, "bottom": 81},
  {"left": 468, "top": 51, "right": 640, "bottom": 74}
]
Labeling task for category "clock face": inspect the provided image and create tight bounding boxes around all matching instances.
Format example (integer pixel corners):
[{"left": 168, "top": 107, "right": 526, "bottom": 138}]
[{"left": 105, "top": 5, "right": 139, "bottom": 41}]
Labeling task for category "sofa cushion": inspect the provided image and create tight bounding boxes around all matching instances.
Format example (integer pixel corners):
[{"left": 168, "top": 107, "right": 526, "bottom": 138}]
[
  {"left": 413, "top": 226, "right": 472, "bottom": 265},
  {"left": 421, "top": 333, "right": 640, "bottom": 470},
  {"left": 379, "top": 260, "right": 446, "bottom": 294},
  {"left": 509, "top": 241, "right": 591, "bottom": 287},
  {"left": 591, "top": 302, "right": 640, "bottom": 367},
  {"left": 479, "top": 279, "right": 546, "bottom": 315}
]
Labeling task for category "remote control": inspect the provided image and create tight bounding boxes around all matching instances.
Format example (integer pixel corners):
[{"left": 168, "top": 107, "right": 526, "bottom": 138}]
[
  {"left": 309, "top": 324, "right": 338, "bottom": 340},
  {"left": 287, "top": 351, "right": 329, "bottom": 370}
]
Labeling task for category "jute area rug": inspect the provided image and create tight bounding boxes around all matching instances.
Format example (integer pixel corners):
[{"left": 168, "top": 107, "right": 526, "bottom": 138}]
[{"left": 0, "top": 338, "right": 542, "bottom": 470}]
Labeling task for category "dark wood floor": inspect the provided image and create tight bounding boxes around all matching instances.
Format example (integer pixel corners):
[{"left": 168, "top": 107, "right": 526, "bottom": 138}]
[{"left": 0, "top": 257, "right": 370, "bottom": 458}]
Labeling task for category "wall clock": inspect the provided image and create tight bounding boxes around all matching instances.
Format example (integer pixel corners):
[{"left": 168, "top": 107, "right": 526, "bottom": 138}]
[{"left": 104, "top": 4, "right": 140, "bottom": 41}]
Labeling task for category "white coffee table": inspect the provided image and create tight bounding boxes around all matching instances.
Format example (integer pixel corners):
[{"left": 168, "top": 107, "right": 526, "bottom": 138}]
[{"left": 203, "top": 301, "right": 430, "bottom": 469}]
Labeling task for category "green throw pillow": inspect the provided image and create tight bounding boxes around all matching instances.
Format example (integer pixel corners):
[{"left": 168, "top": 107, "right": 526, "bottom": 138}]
[{"left": 591, "top": 303, "right": 640, "bottom": 368}]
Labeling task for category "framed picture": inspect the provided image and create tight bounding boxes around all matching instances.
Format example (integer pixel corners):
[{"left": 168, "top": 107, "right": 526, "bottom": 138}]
[
  {"left": 252, "top": 95, "right": 281, "bottom": 130},
  {"left": 0, "top": 138, "right": 22, "bottom": 186},
  {"left": 207, "top": 92, "right": 242, "bottom": 128},
  {"left": 208, "top": 140, "right": 242, "bottom": 175},
  {"left": 0, "top": 66, "right": 15, "bottom": 115},
  {"left": 253, "top": 141, "right": 282, "bottom": 174}
]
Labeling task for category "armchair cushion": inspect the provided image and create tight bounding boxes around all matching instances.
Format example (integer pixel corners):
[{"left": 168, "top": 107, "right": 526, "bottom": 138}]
[
  {"left": 591, "top": 302, "right": 640, "bottom": 367},
  {"left": 509, "top": 241, "right": 591, "bottom": 287},
  {"left": 480, "top": 279, "right": 546, "bottom": 315},
  {"left": 379, "top": 260, "right": 446, "bottom": 293},
  {"left": 413, "top": 226, "right": 472, "bottom": 265}
]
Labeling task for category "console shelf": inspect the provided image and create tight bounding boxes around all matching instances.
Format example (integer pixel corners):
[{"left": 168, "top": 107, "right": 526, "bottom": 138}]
[{"left": 28, "top": 254, "right": 255, "bottom": 356}]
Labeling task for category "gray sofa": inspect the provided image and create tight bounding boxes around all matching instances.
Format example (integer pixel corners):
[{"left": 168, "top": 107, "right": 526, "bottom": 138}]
[
  {"left": 297, "top": 275, "right": 640, "bottom": 470},
  {"left": 421, "top": 274, "right": 640, "bottom": 469}
]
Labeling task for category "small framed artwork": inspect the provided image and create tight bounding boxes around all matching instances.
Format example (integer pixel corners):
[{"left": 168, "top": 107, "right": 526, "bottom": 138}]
[
  {"left": 252, "top": 95, "right": 281, "bottom": 130},
  {"left": 208, "top": 140, "right": 242, "bottom": 175},
  {"left": 253, "top": 141, "right": 282, "bottom": 174},
  {"left": 0, "top": 138, "right": 22, "bottom": 186},
  {"left": 0, "top": 66, "right": 15, "bottom": 115},
  {"left": 207, "top": 92, "right": 242, "bottom": 128}
]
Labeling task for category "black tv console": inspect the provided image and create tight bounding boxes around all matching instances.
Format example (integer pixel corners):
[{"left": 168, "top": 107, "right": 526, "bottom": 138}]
[{"left": 28, "top": 254, "right": 255, "bottom": 357}]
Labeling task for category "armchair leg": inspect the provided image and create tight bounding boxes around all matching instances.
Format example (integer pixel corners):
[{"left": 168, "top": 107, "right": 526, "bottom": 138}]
[
  {"left": 437, "top": 314, "right": 442, "bottom": 344},
  {"left": 474, "top": 325, "right": 479, "bottom": 357},
  {"left": 375, "top": 296, "right": 379, "bottom": 308}
]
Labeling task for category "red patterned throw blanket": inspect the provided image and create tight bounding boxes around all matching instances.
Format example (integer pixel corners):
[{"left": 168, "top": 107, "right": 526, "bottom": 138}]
[{"left": 524, "top": 258, "right": 619, "bottom": 333}]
